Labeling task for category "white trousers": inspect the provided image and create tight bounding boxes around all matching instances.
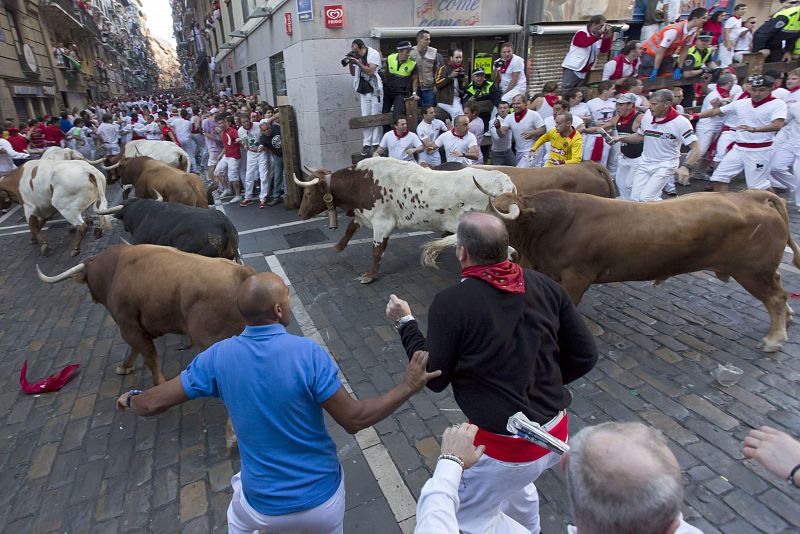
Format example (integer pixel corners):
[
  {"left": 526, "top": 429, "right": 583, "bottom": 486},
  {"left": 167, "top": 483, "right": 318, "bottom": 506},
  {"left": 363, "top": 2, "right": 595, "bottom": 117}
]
[
  {"left": 178, "top": 136, "right": 197, "bottom": 172},
  {"left": 227, "top": 471, "right": 345, "bottom": 534},
  {"left": 631, "top": 160, "right": 677, "bottom": 202},
  {"left": 515, "top": 150, "right": 533, "bottom": 168},
  {"left": 360, "top": 93, "right": 383, "bottom": 146},
  {"left": 216, "top": 156, "right": 241, "bottom": 183},
  {"left": 615, "top": 154, "right": 640, "bottom": 200},
  {"left": 607, "top": 139, "right": 620, "bottom": 176},
  {"left": 438, "top": 97, "right": 463, "bottom": 120},
  {"left": 418, "top": 149, "right": 442, "bottom": 167},
  {"left": 711, "top": 146, "right": 772, "bottom": 189},
  {"left": 718, "top": 45, "right": 735, "bottom": 68},
  {"left": 696, "top": 123, "right": 721, "bottom": 157},
  {"left": 501, "top": 86, "right": 526, "bottom": 105},
  {"left": 770, "top": 146, "right": 800, "bottom": 203},
  {"left": 532, "top": 145, "right": 548, "bottom": 168},
  {"left": 243, "top": 151, "right": 269, "bottom": 200},
  {"left": 456, "top": 448, "right": 559, "bottom": 534},
  {"left": 713, "top": 130, "right": 736, "bottom": 162}
]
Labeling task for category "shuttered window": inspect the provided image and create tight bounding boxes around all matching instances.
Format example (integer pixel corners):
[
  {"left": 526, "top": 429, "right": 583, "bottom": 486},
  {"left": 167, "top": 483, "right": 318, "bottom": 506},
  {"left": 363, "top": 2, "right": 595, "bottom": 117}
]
[
  {"left": 527, "top": 34, "right": 574, "bottom": 94},
  {"left": 13, "top": 97, "right": 29, "bottom": 122}
]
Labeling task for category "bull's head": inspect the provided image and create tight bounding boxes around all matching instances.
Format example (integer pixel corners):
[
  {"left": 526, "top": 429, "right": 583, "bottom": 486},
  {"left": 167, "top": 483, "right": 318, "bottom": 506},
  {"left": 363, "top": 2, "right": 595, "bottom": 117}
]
[
  {"left": 102, "top": 154, "right": 124, "bottom": 182},
  {"left": 0, "top": 189, "right": 12, "bottom": 211},
  {"left": 473, "top": 177, "right": 521, "bottom": 220},
  {"left": 294, "top": 165, "right": 337, "bottom": 229}
]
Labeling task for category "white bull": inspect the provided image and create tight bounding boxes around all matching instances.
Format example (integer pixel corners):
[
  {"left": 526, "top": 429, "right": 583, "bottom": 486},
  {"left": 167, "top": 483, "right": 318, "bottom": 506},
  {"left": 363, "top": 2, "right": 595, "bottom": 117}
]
[
  {"left": 39, "top": 147, "right": 105, "bottom": 164},
  {"left": 0, "top": 160, "right": 113, "bottom": 256},
  {"left": 102, "top": 140, "right": 191, "bottom": 178},
  {"left": 295, "top": 158, "right": 516, "bottom": 283}
]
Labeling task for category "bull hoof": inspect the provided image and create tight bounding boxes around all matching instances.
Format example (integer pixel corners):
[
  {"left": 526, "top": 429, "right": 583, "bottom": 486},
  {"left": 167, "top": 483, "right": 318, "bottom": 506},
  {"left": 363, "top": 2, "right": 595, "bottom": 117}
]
[
  {"left": 29, "top": 236, "right": 37, "bottom": 245},
  {"left": 757, "top": 338, "right": 784, "bottom": 353},
  {"left": 70, "top": 248, "right": 80, "bottom": 257},
  {"left": 114, "top": 364, "right": 135, "bottom": 375},
  {"left": 333, "top": 244, "right": 345, "bottom": 253},
  {"left": 359, "top": 273, "right": 377, "bottom": 284},
  {"left": 68, "top": 227, "right": 76, "bottom": 234},
  {"left": 93, "top": 227, "right": 103, "bottom": 239},
  {"left": 40, "top": 244, "right": 51, "bottom": 256}
]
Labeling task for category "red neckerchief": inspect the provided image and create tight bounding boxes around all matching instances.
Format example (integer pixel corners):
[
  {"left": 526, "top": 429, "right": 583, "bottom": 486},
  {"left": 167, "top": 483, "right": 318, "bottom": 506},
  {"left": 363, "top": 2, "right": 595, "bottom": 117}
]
[
  {"left": 451, "top": 63, "right": 463, "bottom": 70},
  {"left": 738, "top": 91, "right": 750, "bottom": 100},
  {"left": 461, "top": 260, "right": 525, "bottom": 293},
  {"left": 612, "top": 54, "right": 638, "bottom": 80},
  {"left": 790, "top": 86, "right": 800, "bottom": 93},
  {"left": 652, "top": 106, "right": 679, "bottom": 124},
  {"left": 544, "top": 94, "right": 559, "bottom": 107},
  {"left": 130, "top": 117, "right": 138, "bottom": 124},
  {"left": 717, "top": 86, "right": 731, "bottom": 99},
  {"left": 20, "top": 360, "right": 80, "bottom": 394},
  {"left": 751, "top": 95, "right": 776, "bottom": 108},
  {"left": 498, "top": 59, "right": 510, "bottom": 74},
  {"left": 451, "top": 128, "right": 466, "bottom": 139},
  {"left": 394, "top": 128, "right": 409, "bottom": 139},
  {"left": 618, "top": 109, "right": 637, "bottom": 127},
  {"left": 514, "top": 108, "right": 528, "bottom": 122}
]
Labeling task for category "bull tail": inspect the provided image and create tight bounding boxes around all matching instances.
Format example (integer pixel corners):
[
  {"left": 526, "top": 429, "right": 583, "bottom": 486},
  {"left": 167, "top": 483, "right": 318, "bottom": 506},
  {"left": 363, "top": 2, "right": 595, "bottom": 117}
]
[
  {"left": 91, "top": 171, "right": 114, "bottom": 230},
  {"left": 590, "top": 161, "right": 617, "bottom": 198},
  {"left": 420, "top": 234, "right": 458, "bottom": 268},
  {"left": 180, "top": 154, "right": 190, "bottom": 172},
  {"left": 769, "top": 195, "right": 800, "bottom": 269}
]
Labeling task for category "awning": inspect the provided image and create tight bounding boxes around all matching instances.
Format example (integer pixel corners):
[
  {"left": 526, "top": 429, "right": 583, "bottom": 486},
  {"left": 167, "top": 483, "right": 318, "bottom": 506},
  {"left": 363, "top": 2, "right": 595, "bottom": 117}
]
[
  {"left": 371, "top": 25, "right": 523, "bottom": 38},
  {"left": 530, "top": 23, "right": 630, "bottom": 35}
]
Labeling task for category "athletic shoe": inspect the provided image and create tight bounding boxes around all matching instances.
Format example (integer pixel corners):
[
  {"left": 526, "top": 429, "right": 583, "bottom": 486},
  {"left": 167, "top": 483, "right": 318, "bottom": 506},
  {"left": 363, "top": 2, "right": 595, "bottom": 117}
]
[
  {"left": 259, "top": 201, "right": 267, "bottom": 209},
  {"left": 239, "top": 198, "right": 253, "bottom": 207},
  {"left": 361, "top": 145, "right": 370, "bottom": 156},
  {"left": 267, "top": 197, "right": 282, "bottom": 206}
]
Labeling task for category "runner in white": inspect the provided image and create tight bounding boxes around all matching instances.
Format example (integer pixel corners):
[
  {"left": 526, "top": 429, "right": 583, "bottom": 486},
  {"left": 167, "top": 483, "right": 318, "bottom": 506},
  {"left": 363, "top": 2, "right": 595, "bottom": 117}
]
[
  {"left": 695, "top": 73, "right": 738, "bottom": 158},
  {"left": 499, "top": 94, "right": 545, "bottom": 167},
  {"left": 694, "top": 75, "right": 787, "bottom": 191},
  {"left": 611, "top": 89, "right": 700, "bottom": 202},
  {"left": 416, "top": 105, "right": 449, "bottom": 167},
  {"left": 770, "top": 101, "right": 800, "bottom": 207},
  {"left": 435, "top": 115, "right": 479, "bottom": 165},
  {"left": 489, "top": 102, "right": 515, "bottom": 166},
  {"left": 582, "top": 80, "right": 617, "bottom": 167},
  {"left": 492, "top": 42, "right": 527, "bottom": 104},
  {"left": 719, "top": 4, "right": 747, "bottom": 67},
  {"left": 374, "top": 117, "right": 423, "bottom": 161}
]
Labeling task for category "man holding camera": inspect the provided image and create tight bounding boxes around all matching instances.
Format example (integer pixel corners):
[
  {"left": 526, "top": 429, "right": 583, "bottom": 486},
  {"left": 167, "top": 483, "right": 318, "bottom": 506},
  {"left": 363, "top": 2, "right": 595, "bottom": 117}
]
[
  {"left": 435, "top": 49, "right": 467, "bottom": 120},
  {"left": 561, "top": 16, "right": 614, "bottom": 90},
  {"left": 346, "top": 38, "right": 383, "bottom": 156},
  {"left": 492, "top": 42, "right": 528, "bottom": 104}
]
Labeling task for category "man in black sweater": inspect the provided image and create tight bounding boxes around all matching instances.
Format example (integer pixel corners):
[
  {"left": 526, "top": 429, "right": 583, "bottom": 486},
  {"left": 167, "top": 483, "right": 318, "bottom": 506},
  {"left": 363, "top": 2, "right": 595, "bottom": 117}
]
[{"left": 386, "top": 212, "right": 598, "bottom": 534}]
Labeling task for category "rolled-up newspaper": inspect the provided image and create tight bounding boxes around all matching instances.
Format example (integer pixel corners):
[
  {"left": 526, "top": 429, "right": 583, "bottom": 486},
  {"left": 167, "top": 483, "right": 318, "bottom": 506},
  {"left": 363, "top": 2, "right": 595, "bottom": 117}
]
[{"left": 507, "top": 412, "right": 570, "bottom": 455}]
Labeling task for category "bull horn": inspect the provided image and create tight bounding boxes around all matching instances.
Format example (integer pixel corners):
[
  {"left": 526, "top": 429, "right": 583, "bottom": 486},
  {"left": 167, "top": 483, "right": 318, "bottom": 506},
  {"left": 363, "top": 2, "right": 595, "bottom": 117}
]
[
  {"left": 302, "top": 164, "right": 317, "bottom": 175},
  {"left": 488, "top": 197, "right": 521, "bottom": 221},
  {"left": 94, "top": 204, "right": 124, "bottom": 214},
  {"left": 122, "top": 184, "right": 133, "bottom": 191},
  {"left": 149, "top": 188, "right": 163, "bottom": 202},
  {"left": 36, "top": 263, "right": 85, "bottom": 284},
  {"left": 472, "top": 176, "right": 495, "bottom": 198},
  {"left": 293, "top": 173, "right": 319, "bottom": 188},
  {"left": 102, "top": 161, "right": 121, "bottom": 170},
  {"left": 87, "top": 157, "right": 106, "bottom": 164}
]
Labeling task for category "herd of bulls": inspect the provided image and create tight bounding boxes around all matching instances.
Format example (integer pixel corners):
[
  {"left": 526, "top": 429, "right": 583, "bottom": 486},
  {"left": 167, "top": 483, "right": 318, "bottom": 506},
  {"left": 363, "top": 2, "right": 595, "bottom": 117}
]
[{"left": 1, "top": 143, "right": 798, "bottom": 402}]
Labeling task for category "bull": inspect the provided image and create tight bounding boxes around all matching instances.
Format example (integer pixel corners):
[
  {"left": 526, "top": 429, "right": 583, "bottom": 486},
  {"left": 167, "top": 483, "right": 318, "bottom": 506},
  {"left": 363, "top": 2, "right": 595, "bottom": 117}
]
[
  {"left": 294, "top": 158, "right": 515, "bottom": 283},
  {"left": 39, "top": 147, "right": 106, "bottom": 164},
  {"left": 102, "top": 139, "right": 191, "bottom": 181},
  {"left": 36, "top": 244, "right": 255, "bottom": 384},
  {"left": 96, "top": 198, "right": 239, "bottom": 260},
  {"left": 0, "top": 160, "right": 113, "bottom": 256},
  {"left": 116, "top": 156, "right": 211, "bottom": 208},
  {"left": 424, "top": 186, "right": 800, "bottom": 353},
  {"left": 434, "top": 161, "right": 616, "bottom": 198}
]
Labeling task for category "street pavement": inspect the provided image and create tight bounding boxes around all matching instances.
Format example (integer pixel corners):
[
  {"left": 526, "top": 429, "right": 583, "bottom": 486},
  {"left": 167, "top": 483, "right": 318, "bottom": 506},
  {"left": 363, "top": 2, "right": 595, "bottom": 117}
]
[{"left": 1, "top": 178, "right": 800, "bottom": 533}]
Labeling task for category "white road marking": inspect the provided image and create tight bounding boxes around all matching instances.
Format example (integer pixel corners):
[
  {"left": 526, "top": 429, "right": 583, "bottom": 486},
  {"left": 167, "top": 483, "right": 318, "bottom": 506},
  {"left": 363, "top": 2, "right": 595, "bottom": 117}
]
[
  {"left": 238, "top": 216, "right": 325, "bottom": 235},
  {"left": 274, "top": 231, "right": 433, "bottom": 256},
  {"left": 264, "top": 253, "right": 418, "bottom": 530},
  {"left": 0, "top": 205, "right": 20, "bottom": 224}
]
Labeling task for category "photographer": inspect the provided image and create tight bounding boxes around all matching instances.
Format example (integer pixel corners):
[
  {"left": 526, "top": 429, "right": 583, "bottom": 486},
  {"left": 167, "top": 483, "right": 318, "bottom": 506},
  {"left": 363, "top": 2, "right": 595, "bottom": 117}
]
[
  {"left": 492, "top": 42, "right": 528, "bottom": 103},
  {"left": 434, "top": 49, "right": 467, "bottom": 120},
  {"left": 561, "top": 16, "right": 614, "bottom": 89},
  {"left": 346, "top": 38, "right": 383, "bottom": 156}
]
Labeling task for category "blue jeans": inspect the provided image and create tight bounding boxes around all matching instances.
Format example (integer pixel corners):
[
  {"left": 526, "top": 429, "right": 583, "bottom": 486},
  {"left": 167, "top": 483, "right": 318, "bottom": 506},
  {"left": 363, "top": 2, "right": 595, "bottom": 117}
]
[
  {"left": 418, "top": 88, "right": 435, "bottom": 106},
  {"left": 269, "top": 156, "right": 284, "bottom": 200},
  {"left": 490, "top": 149, "right": 515, "bottom": 166}
]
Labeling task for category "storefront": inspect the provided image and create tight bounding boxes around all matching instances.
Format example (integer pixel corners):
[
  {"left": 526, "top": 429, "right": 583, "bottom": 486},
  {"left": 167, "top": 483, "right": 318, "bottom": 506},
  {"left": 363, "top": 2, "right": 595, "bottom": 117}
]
[{"left": 7, "top": 83, "right": 57, "bottom": 122}]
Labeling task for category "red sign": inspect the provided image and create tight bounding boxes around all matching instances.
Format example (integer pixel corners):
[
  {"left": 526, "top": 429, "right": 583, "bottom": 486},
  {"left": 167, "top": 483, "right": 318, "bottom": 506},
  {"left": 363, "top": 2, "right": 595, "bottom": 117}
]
[
  {"left": 285, "top": 12, "right": 293, "bottom": 35},
  {"left": 324, "top": 4, "right": 344, "bottom": 28}
]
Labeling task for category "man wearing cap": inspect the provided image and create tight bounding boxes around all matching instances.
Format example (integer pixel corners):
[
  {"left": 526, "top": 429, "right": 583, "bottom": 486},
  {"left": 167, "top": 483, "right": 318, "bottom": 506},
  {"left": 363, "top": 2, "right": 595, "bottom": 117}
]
[
  {"left": 642, "top": 8, "right": 708, "bottom": 81},
  {"left": 679, "top": 31, "right": 718, "bottom": 107},
  {"left": 462, "top": 68, "right": 501, "bottom": 128},
  {"left": 694, "top": 75, "right": 787, "bottom": 192},
  {"left": 753, "top": 1, "right": 800, "bottom": 62},
  {"left": 383, "top": 41, "right": 418, "bottom": 121},
  {"left": 608, "top": 93, "right": 643, "bottom": 199}
]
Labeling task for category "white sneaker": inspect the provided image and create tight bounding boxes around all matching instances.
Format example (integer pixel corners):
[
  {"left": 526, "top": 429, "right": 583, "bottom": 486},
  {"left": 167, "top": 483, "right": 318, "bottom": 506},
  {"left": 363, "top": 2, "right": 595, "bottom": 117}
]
[{"left": 228, "top": 195, "right": 242, "bottom": 204}]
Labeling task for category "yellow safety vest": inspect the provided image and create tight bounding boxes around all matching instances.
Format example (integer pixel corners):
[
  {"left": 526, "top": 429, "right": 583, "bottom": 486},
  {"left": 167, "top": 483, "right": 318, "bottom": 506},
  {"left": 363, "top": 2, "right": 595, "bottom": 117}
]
[
  {"left": 685, "top": 46, "right": 712, "bottom": 68},
  {"left": 774, "top": 5, "right": 800, "bottom": 32},
  {"left": 466, "top": 80, "right": 493, "bottom": 97},
  {"left": 387, "top": 53, "right": 416, "bottom": 77}
]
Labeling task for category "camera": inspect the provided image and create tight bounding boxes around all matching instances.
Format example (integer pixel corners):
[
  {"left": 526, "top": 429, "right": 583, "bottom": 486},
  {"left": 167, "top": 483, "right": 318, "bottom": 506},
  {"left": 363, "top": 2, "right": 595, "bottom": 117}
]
[
  {"left": 494, "top": 58, "right": 505, "bottom": 68},
  {"left": 341, "top": 51, "right": 359, "bottom": 67}
]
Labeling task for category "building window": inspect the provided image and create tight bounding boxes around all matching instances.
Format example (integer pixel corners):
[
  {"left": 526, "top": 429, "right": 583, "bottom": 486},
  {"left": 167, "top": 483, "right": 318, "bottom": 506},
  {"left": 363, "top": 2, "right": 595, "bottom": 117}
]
[
  {"left": 13, "top": 97, "right": 29, "bottom": 122},
  {"left": 270, "top": 52, "right": 286, "bottom": 102},
  {"left": 234, "top": 70, "right": 243, "bottom": 94},
  {"left": 241, "top": 0, "right": 249, "bottom": 19},
  {"left": 227, "top": 1, "right": 235, "bottom": 34},
  {"left": 247, "top": 64, "right": 259, "bottom": 97}
]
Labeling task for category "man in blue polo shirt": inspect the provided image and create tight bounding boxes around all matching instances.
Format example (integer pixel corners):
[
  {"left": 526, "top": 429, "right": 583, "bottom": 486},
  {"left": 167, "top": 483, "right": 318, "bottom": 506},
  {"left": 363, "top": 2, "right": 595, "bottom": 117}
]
[{"left": 117, "top": 272, "right": 439, "bottom": 533}]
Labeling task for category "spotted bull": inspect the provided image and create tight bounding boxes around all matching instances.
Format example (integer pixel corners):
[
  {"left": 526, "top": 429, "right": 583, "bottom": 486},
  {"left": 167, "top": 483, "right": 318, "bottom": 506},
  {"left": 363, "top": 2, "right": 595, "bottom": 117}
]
[
  {"left": 0, "top": 160, "right": 113, "bottom": 256},
  {"left": 294, "top": 158, "right": 515, "bottom": 283}
]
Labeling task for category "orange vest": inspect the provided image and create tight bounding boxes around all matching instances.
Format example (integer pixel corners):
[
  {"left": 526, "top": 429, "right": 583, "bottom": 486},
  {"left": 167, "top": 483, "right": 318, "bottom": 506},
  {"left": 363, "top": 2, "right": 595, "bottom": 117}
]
[{"left": 643, "top": 21, "right": 692, "bottom": 57}]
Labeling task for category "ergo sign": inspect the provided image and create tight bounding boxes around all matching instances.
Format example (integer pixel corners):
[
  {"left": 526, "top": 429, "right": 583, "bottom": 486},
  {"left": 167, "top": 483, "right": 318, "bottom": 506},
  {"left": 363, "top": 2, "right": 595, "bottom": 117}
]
[{"left": 324, "top": 5, "right": 344, "bottom": 27}]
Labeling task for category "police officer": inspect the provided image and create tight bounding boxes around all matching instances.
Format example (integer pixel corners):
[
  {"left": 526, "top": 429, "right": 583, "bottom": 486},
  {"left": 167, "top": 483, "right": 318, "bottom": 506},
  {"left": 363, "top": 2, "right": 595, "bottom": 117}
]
[
  {"left": 680, "top": 31, "right": 717, "bottom": 107},
  {"left": 462, "top": 68, "right": 501, "bottom": 128},
  {"left": 383, "top": 41, "right": 417, "bottom": 120},
  {"left": 753, "top": 3, "right": 800, "bottom": 62}
]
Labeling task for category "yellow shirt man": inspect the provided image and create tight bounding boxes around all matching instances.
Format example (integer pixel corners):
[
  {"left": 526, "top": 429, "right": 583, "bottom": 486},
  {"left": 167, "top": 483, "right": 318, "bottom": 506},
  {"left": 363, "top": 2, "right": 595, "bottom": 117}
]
[{"left": 531, "top": 123, "right": 583, "bottom": 167}]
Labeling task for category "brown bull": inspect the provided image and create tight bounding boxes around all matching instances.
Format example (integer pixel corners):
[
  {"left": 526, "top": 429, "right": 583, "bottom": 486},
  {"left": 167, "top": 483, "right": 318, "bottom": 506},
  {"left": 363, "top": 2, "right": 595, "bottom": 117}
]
[
  {"left": 37, "top": 244, "right": 255, "bottom": 384},
  {"left": 118, "top": 156, "right": 211, "bottom": 208},
  {"left": 434, "top": 161, "right": 616, "bottom": 198},
  {"left": 425, "top": 189, "right": 800, "bottom": 353}
]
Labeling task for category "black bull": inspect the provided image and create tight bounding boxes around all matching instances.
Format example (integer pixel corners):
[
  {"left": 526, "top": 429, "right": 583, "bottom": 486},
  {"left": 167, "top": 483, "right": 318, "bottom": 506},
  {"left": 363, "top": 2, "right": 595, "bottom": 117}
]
[{"left": 106, "top": 199, "right": 240, "bottom": 260}]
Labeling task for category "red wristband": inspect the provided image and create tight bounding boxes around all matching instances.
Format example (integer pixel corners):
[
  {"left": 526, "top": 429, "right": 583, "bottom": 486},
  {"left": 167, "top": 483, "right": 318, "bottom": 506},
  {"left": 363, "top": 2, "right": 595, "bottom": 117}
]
[{"left": 691, "top": 113, "right": 700, "bottom": 121}]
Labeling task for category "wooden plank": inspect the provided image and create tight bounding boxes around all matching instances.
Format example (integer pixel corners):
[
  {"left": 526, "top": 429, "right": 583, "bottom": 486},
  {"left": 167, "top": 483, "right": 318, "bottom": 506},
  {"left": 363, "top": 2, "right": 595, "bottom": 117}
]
[
  {"left": 404, "top": 97, "right": 419, "bottom": 132},
  {"left": 349, "top": 112, "right": 394, "bottom": 129},
  {"left": 278, "top": 105, "right": 301, "bottom": 209},
  {"left": 762, "top": 59, "right": 800, "bottom": 74}
]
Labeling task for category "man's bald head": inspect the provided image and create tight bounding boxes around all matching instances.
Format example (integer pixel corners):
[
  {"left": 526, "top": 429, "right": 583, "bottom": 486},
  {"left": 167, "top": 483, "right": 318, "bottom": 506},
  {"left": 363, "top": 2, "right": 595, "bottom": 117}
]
[
  {"left": 237, "top": 273, "right": 292, "bottom": 326},
  {"left": 565, "top": 422, "right": 683, "bottom": 534},
  {"left": 456, "top": 212, "right": 509, "bottom": 266}
]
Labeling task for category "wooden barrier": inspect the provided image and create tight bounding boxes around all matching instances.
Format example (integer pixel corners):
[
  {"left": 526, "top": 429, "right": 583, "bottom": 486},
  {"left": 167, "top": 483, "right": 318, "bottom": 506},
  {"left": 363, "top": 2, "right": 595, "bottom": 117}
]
[{"left": 278, "top": 105, "right": 301, "bottom": 209}]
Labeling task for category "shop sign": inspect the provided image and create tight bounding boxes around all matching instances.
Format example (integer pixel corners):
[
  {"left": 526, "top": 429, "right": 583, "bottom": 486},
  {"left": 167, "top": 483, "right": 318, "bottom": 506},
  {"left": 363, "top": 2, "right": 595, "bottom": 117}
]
[
  {"left": 12, "top": 85, "right": 55, "bottom": 96},
  {"left": 285, "top": 12, "right": 293, "bottom": 34},
  {"left": 324, "top": 5, "right": 343, "bottom": 28},
  {"left": 473, "top": 55, "right": 492, "bottom": 73},
  {"left": 415, "top": 0, "right": 481, "bottom": 27},
  {"left": 296, "top": 0, "right": 313, "bottom": 22}
]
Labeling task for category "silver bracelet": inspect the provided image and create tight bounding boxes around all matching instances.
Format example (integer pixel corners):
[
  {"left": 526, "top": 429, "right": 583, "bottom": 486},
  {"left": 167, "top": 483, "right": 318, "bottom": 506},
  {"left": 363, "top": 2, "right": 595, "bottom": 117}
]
[{"left": 438, "top": 453, "right": 465, "bottom": 469}]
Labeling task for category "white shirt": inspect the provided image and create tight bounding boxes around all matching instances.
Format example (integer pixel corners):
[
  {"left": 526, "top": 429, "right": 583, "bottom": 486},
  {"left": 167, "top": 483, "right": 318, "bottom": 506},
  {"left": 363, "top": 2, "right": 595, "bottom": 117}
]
[
  {"left": 571, "top": 102, "right": 591, "bottom": 119},
  {"left": 378, "top": 130, "right": 422, "bottom": 161},
  {"left": 417, "top": 119, "right": 447, "bottom": 145},
  {"left": 499, "top": 54, "right": 526, "bottom": 95},
  {"left": 506, "top": 109, "right": 545, "bottom": 154},
  {"left": 171, "top": 117, "right": 193, "bottom": 141},
  {"left": 96, "top": 122, "right": 120, "bottom": 145},
  {"left": 467, "top": 117, "right": 485, "bottom": 163},
  {"left": 353, "top": 46, "right": 383, "bottom": 95},
  {"left": 722, "top": 16, "right": 743, "bottom": 52},
  {"left": 720, "top": 97, "right": 787, "bottom": 146},
  {"left": 602, "top": 58, "right": 638, "bottom": 80},
  {"left": 774, "top": 89, "right": 800, "bottom": 141},
  {"left": 238, "top": 124, "right": 261, "bottom": 152},
  {"left": 586, "top": 97, "right": 617, "bottom": 125},
  {"left": 436, "top": 130, "right": 478, "bottom": 165},
  {"left": 734, "top": 27, "right": 752, "bottom": 51},
  {"left": 490, "top": 114, "right": 513, "bottom": 152},
  {"left": 697, "top": 89, "right": 735, "bottom": 130},
  {"left": 135, "top": 121, "right": 162, "bottom": 140},
  {"left": 0, "top": 138, "right": 29, "bottom": 174},
  {"left": 415, "top": 460, "right": 461, "bottom": 534},
  {"left": 781, "top": 102, "right": 800, "bottom": 153},
  {"left": 637, "top": 110, "right": 697, "bottom": 163}
]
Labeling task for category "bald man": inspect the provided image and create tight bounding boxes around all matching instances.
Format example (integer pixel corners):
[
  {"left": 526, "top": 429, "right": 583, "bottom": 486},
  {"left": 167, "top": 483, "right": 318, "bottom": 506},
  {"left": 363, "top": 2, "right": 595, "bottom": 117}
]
[
  {"left": 387, "top": 212, "right": 598, "bottom": 534},
  {"left": 117, "top": 272, "right": 439, "bottom": 534},
  {"left": 564, "top": 422, "right": 703, "bottom": 533}
]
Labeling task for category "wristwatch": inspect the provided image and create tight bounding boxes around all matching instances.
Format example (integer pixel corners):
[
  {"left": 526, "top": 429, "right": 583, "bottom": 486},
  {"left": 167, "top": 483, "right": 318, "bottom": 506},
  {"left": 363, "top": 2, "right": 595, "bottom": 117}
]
[{"left": 394, "top": 314, "right": 415, "bottom": 331}]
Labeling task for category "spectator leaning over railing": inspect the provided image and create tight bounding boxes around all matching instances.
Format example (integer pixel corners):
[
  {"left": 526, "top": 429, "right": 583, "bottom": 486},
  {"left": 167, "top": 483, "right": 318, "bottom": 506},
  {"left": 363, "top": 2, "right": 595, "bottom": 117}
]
[{"left": 642, "top": 8, "right": 709, "bottom": 81}]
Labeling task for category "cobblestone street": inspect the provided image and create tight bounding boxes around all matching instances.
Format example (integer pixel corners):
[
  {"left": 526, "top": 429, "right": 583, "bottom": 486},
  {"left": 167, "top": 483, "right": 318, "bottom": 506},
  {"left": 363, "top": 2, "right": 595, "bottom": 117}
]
[{"left": 1, "top": 182, "right": 800, "bottom": 533}]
